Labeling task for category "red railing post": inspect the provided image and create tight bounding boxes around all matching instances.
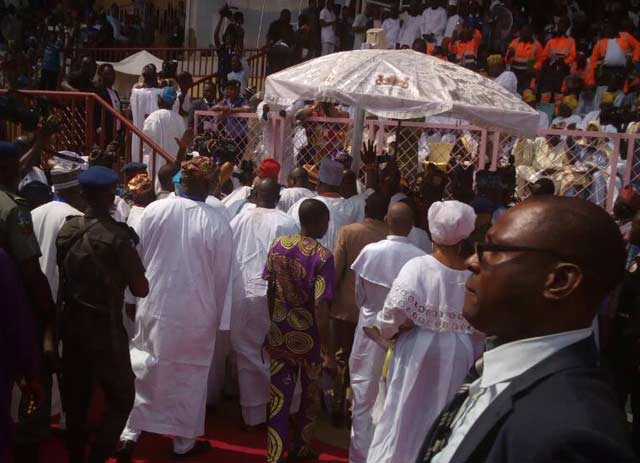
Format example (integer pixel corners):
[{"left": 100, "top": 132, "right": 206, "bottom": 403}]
[
  {"left": 606, "top": 138, "right": 622, "bottom": 212},
  {"left": 86, "top": 95, "right": 95, "bottom": 149}
]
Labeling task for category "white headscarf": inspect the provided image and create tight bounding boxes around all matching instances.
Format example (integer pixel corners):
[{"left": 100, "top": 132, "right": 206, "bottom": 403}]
[{"left": 428, "top": 200, "right": 477, "bottom": 245}]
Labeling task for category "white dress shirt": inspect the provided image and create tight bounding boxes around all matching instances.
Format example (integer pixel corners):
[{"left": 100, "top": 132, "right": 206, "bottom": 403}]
[
  {"left": 431, "top": 327, "right": 593, "bottom": 462},
  {"left": 421, "top": 6, "right": 447, "bottom": 44}
]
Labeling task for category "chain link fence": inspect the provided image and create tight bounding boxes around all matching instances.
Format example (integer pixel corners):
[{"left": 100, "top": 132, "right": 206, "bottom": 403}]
[{"left": 193, "top": 111, "right": 640, "bottom": 212}]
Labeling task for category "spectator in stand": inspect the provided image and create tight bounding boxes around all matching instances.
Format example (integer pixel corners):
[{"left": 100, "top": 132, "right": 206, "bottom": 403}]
[
  {"left": 215, "top": 7, "right": 245, "bottom": 86},
  {"left": 61, "top": 55, "right": 97, "bottom": 93},
  {"left": 505, "top": 24, "right": 544, "bottom": 95},
  {"left": 540, "top": 17, "right": 576, "bottom": 113},
  {"left": 382, "top": 5, "right": 401, "bottom": 49},
  {"left": 294, "top": 14, "right": 314, "bottom": 62},
  {"left": 214, "top": 80, "right": 251, "bottom": 161},
  {"left": 422, "top": 0, "right": 447, "bottom": 45},
  {"left": 320, "top": 0, "right": 337, "bottom": 55},
  {"left": 267, "top": 9, "right": 295, "bottom": 48},
  {"left": 189, "top": 81, "right": 217, "bottom": 129},
  {"left": 106, "top": 3, "right": 128, "bottom": 44},
  {"left": 227, "top": 55, "right": 248, "bottom": 90},
  {"left": 489, "top": 54, "right": 518, "bottom": 95},
  {"left": 449, "top": 21, "right": 482, "bottom": 69},
  {"left": 352, "top": 4, "right": 372, "bottom": 50},
  {"left": 587, "top": 21, "right": 635, "bottom": 91},
  {"left": 175, "top": 71, "right": 193, "bottom": 121},
  {"left": 302, "top": 0, "right": 321, "bottom": 58},
  {"left": 444, "top": 0, "right": 461, "bottom": 42},
  {"left": 40, "top": 31, "right": 63, "bottom": 90},
  {"left": 398, "top": 1, "right": 423, "bottom": 49},
  {"left": 95, "top": 63, "right": 121, "bottom": 141}
]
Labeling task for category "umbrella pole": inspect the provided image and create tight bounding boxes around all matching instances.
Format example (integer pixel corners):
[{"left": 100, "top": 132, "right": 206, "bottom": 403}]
[{"left": 351, "top": 107, "right": 365, "bottom": 173}]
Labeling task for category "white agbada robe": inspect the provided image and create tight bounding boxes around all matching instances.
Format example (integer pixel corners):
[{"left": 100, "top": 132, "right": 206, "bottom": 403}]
[
  {"left": 222, "top": 185, "right": 252, "bottom": 207},
  {"left": 111, "top": 196, "right": 130, "bottom": 223},
  {"left": 367, "top": 255, "right": 485, "bottom": 463},
  {"left": 421, "top": 7, "right": 447, "bottom": 44},
  {"left": 206, "top": 195, "right": 232, "bottom": 223},
  {"left": 142, "top": 108, "right": 186, "bottom": 180},
  {"left": 348, "top": 236, "right": 426, "bottom": 463},
  {"left": 277, "top": 187, "right": 316, "bottom": 212},
  {"left": 407, "top": 226, "right": 433, "bottom": 253},
  {"left": 287, "top": 191, "right": 372, "bottom": 252},
  {"left": 398, "top": 13, "right": 423, "bottom": 48},
  {"left": 31, "top": 200, "right": 83, "bottom": 301},
  {"left": 124, "top": 197, "right": 233, "bottom": 440},
  {"left": 31, "top": 200, "right": 82, "bottom": 420},
  {"left": 121, "top": 204, "right": 146, "bottom": 339},
  {"left": 130, "top": 87, "right": 162, "bottom": 163},
  {"left": 382, "top": 18, "right": 401, "bottom": 48},
  {"left": 229, "top": 207, "right": 299, "bottom": 425}
]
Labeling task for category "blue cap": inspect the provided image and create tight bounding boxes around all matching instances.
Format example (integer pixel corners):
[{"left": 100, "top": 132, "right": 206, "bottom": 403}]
[
  {"left": 0, "top": 141, "right": 19, "bottom": 159},
  {"left": 79, "top": 166, "right": 119, "bottom": 188},
  {"left": 160, "top": 86, "right": 177, "bottom": 106},
  {"left": 121, "top": 161, "right": 148, "bottom": 174}
]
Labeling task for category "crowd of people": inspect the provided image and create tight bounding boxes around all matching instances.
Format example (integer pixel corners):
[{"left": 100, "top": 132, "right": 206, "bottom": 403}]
[{"left": 2, "top": 86, "right": 640, "bottom": 463}]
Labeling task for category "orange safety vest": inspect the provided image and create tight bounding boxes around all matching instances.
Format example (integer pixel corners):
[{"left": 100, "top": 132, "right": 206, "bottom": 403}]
[
  {"left": 452, "top": 40, "right": 478, "bottom": 67},
  {"left": 586, "top": 36, "right": 633, "bottom": 86},
  {"left": 506, "top": 38, "right": 544, "bottom": 72},
  {"left": 543, "top": 36, "right": 577, "bottom": 65},
  {"left": 426, "top": 43, "right": 448, "bottom": 61},
  {"left": 620, "top": 32, "right": 640, "bottom": 62}
]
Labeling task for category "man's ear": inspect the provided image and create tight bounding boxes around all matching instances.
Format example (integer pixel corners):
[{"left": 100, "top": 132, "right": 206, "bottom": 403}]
[{"left": 542, "top": 263, "right": 583, "bottom": 301}]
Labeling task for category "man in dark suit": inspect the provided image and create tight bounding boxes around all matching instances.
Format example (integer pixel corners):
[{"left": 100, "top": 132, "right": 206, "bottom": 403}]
[{"left": 417, "top": 195, "right": 638, "bottom": 463}]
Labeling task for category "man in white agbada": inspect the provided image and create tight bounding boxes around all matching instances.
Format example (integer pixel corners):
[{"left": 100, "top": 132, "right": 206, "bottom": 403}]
[
  {"left": 142, "top": 87, "right": 186, "bottom": 181},
  {"left": 382, "top": 6, "right": 401, "bottom": 48},
  {"left": 256, "top": 100, "right": 304, "bottom": 184},
  {"left": 229, "top": 177, "right": 299, "bottom": 427},
  {"left": 288, "top": 159, "right": 371, "bottom": 252},
  {"left": 31, "top": 163, "right": 85, "bottom": 300},
  {"left": 120, "top": 157, "right": 233, "bottom": 459},
  {"left": 348, "top": 202, "right": 426, "bottom": 463},
  {"left": 129, "top": 64, "right": 163, "bottom": 163},
  {"left": 365, "top": 201, "right": 485, "bottom": 463},
  {"left": 421, "top": 0, "right": 447, "bottom": 45},
  {"left": 278, "top": 167, "right": 316, "bottom": 212}
]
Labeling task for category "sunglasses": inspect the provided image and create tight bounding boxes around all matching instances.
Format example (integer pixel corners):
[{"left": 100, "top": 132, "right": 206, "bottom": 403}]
[{"left": 474, "top": 242, "right": 570, "bottom": 263}]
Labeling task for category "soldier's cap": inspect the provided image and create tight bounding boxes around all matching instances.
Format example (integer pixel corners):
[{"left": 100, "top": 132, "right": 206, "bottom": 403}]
[
  {"left": 79, "top": 166, "right": 119, "bottom": 188},
  {"left": 0, "top": 141, "right": 19, "bottom": 159},
  {"left": 121, "top": 161, "right": 148, "bottom": 174}
]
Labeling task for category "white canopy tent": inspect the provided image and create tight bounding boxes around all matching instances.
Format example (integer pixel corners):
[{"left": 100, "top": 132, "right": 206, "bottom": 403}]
[{"left": 264, "top": 49, "right": 540, "bottom": 168}]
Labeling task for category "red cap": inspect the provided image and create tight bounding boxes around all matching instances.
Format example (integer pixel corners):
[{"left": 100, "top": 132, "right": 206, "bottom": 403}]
[{"left": 257, "top": 158, "right": 281, "bottom": 179}]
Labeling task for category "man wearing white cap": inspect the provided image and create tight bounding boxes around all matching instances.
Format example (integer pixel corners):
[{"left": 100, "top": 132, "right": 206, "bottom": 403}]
[
  {"left": 365, "top": 201, "right": 486, "bottom": 463},
  {"left": 32, "top": 162, "right": 86, "bottom": 302},
  {"left": 287, "top": 158, "right": 372, "bottom": 252},
  {"left": 348, "top": 202, "right": 426, "bottom": 463}
]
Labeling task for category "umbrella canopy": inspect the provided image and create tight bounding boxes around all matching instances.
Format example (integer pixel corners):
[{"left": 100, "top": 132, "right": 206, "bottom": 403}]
[
  {"left": 264, "top": 49, "right": 539, "bottom": 135},
  {"left": 98, "top": 50, "right": 165, "bottom": 76}
]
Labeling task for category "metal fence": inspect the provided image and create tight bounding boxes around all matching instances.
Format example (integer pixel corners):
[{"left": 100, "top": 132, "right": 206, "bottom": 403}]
[{"left": 194, "top": 111, "right": 640, "bottom": 211}]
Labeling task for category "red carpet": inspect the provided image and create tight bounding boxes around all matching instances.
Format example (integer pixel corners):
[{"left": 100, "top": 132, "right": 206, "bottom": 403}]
[{"left": 41, "top": 410, "right": 349, "bottom": 463}]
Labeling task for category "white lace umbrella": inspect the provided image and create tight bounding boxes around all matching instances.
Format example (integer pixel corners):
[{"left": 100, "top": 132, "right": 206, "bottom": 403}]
[{"left": 264, "top": 49, "right": 539, "bottom": 135}]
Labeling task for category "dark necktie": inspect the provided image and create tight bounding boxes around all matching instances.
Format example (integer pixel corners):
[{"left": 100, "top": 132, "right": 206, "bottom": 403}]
[{"left": 418, "top": 359, "right": 483, "bottom": 463}]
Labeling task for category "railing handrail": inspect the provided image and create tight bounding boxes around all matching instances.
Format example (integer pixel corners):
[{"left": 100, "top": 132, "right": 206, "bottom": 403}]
[
  {"left": 0, "top": 89, "right": 174, "bottom": 164},
  {"left": 189, "top": 47, "right": 269, "bottom": 90}
]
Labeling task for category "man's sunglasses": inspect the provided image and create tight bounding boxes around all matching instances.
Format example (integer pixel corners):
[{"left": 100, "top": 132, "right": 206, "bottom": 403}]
[{"left": 474, "top": 242, "right": 570, "bottom": 263}]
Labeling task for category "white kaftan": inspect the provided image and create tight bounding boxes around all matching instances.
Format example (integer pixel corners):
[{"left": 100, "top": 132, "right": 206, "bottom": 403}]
[
  {"left": 125, "top": 197, "right": 234, "bottom": 439},
  {"left": 111, "top": 196, "right": 130, "bottom": 223},
  {"left": 142, "top": 109, "right": 186, "bottom": 180},
  {"left": 421, "top": 7, "right": 447, "bottom": 44},
  {"left": 206, "top": 195, "right": 232, "bottom": 223},
  {"left": 408, "top": 226, "right": 433, "bottom": 253},
  {"left": 277, "top": 187, "right": 316, "bottom": 212},
  {"left": 287, "top": 192, "right": 371, "bottom": 252},
  {"left": 130, "top": 87, "right": 162, "bottom": 163},
  {"left": 348, "top": 236, "right": 426, "bottom": 463},
  {"left": 31, "top": 200, "right": 82, "bottom": 301},
  {"left": 382, "top": 18, "right": 401, "bottom": 48},
  {"left": 367, "top": 255, "right": 485, "bottom": 463},
  {"left": 230, "top": 207, "right": 299, "bottom": 425}
]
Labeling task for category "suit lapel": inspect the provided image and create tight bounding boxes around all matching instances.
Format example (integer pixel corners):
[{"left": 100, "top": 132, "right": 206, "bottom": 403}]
[{"left": 449, "top": 337, "right": 598, "bottom": 462}]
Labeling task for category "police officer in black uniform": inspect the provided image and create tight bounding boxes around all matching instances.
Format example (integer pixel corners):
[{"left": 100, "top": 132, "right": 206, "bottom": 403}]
[
  {"left": 607, "top": 209, "right": 640, "bottom": 457},
  {"left": 56, "top": 166, "right": 149, "bottom": 463},
  {"left": 0, "top": 140, "right": 57, "bottom": 463}
]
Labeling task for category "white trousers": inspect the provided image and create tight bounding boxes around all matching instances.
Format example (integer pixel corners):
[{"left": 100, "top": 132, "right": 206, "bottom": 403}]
[
  {"left": 348, "top": 311, "right": 387, "bottom": 463},
  {"left": 230, "top": 296, "right": 271, "bottom": 426},
  {"left": 121, "top": 426, "right": 195, "bottom": 454},
  {"left": 207, "top": 330, "right": 230, "bottom": 406},
  {"left": 321, "top": 42, "right": 335, "bottom": 56}
]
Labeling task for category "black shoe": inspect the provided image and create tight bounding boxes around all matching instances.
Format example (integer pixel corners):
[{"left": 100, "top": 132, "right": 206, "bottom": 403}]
[
  {"left": 115, "top": 439, "right": 137, "bottom": 463},
  {"left": 171, "top": 440, "right": 212, "bottom": 460}
]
